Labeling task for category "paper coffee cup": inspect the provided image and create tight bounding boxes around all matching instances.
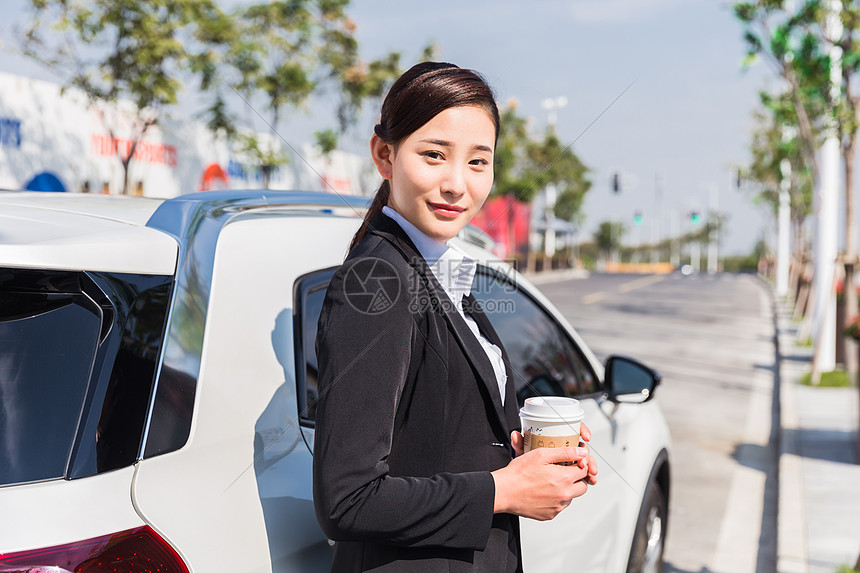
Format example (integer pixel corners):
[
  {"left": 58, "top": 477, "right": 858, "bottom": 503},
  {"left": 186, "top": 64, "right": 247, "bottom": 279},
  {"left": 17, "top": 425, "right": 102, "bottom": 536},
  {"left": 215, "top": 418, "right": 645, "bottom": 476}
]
[{"left": 519, "top": 397, "right": 584, "bottom": 464}]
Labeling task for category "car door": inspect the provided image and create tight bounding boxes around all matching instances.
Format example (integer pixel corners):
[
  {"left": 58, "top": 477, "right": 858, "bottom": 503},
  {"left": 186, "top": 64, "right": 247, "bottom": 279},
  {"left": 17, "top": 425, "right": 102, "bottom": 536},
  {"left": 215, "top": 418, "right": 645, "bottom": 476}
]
[{"left": 470, "top": 267, "right": 627, "bottom": 573}]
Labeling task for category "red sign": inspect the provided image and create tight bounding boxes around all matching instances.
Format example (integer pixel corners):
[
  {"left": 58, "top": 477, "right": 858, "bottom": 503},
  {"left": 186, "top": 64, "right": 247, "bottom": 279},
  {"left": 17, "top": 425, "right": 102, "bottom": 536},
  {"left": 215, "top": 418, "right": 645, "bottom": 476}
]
[
  {"left": 91, "top": 134, "right": 178, "bottom": 167},
  {"left": 470, "top": 195, "right": 531, "bottom": 259}
]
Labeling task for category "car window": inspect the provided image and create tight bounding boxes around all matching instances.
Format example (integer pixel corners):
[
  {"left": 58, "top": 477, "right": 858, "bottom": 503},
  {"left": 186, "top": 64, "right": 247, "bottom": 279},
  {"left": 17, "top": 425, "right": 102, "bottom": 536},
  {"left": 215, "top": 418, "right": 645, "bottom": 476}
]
[
  {"left": 471, "top": 268, "right": 598, "bottom": 405},
  {"left": 294, "top": 267, "right": 337, "bottom": 426},
  {"left": 0, "top": 268, "right": 172, "bottom": 486}
]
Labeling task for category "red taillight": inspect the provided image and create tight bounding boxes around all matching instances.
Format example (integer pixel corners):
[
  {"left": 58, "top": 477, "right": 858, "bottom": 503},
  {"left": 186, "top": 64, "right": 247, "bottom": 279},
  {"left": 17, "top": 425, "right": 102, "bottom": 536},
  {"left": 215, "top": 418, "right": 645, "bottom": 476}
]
[{"left": 0, "top": 525, "right": 190, "bottom": 572}]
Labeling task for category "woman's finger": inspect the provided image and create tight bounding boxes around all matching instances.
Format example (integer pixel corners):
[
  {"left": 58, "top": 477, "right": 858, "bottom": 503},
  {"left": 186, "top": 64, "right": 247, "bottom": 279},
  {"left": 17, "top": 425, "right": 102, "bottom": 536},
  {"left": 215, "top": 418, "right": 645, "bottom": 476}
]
[
  {"left": 510, "top": 430, "right": 524, "bottom": 457},
  {"left": 580, "top": 422, "right": 592, "bottom": 442}
]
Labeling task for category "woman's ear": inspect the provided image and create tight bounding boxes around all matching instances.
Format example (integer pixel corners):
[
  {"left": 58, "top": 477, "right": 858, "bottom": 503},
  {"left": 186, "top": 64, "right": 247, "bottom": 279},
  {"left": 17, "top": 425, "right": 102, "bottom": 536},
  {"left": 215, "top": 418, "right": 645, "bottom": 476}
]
[{"left": 370, "top": 134, "right": 394, "bottom": 180}]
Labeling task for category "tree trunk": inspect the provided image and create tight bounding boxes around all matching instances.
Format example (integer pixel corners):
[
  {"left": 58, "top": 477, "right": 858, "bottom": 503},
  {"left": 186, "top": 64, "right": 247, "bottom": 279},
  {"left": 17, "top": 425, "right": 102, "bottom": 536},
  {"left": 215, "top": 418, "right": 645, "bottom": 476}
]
[
  {"left": 843, "top": 138, "right": 857, "bottom": 377},
  {"left": 783, "top": 68, "right": 820, "bottom": 183},
  {"left": 842, "top": 77, "right": 860, "bottom": 467},
  {"left": 122, "top": 157, "right": 131, "bottom": 197}
]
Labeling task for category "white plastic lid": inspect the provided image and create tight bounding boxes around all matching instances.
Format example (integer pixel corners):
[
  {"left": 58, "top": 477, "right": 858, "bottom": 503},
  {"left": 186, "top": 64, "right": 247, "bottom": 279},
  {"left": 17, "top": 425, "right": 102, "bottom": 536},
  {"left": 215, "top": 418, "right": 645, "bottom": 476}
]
[{"left": 519, "top": 396, "right": 584, "bottom": 422}]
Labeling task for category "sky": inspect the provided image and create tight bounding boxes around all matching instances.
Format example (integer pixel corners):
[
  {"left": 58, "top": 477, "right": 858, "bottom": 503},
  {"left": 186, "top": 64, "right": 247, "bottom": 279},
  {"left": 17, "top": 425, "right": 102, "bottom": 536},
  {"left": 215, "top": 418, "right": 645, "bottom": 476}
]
[{"left": 0, "top": 0, "right": 782, "bottom": 255}]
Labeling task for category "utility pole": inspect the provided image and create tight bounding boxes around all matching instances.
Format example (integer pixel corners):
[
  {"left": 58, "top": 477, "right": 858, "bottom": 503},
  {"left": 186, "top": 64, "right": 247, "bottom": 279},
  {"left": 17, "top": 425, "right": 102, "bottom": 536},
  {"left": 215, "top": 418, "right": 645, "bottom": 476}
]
[
  {"left": 707, "top": 183, "right": 720, "bottom": 274},
  {"left": 813, "top": 0, "right": 842, "bottom": 375},
  {"left": 652, "top": 172, "right": 664, "bottom": 265},
  {"left": 670, "top": 210, "right": 680, "bottom": 268}
]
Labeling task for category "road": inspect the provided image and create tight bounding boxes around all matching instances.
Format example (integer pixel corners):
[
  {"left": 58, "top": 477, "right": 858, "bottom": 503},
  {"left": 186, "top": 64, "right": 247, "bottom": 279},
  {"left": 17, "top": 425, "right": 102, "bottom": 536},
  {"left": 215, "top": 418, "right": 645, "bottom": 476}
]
[{"left": 537, "top": 271, "right": 778, "bottom": 573}]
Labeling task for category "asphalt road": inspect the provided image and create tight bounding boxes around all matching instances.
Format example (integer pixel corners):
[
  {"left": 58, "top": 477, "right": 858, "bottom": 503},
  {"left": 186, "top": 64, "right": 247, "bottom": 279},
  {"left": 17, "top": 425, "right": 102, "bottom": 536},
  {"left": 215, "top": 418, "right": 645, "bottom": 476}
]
[{"left": 537, "top": 271, "right": 778, "bottom": 573}]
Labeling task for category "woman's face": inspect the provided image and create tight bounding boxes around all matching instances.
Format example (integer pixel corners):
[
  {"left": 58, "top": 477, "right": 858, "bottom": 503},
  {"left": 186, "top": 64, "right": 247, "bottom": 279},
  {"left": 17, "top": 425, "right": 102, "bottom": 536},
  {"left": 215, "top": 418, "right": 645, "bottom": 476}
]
[{"left": 373, "top": 105, "right": 496, "bottom": 243}]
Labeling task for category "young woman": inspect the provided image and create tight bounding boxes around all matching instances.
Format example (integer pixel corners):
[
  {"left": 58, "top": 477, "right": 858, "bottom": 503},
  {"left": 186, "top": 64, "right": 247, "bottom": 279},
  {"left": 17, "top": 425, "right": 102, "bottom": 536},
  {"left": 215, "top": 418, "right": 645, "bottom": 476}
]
[{"left": 313, "top": 62, "right": 598, "bottom": 573}]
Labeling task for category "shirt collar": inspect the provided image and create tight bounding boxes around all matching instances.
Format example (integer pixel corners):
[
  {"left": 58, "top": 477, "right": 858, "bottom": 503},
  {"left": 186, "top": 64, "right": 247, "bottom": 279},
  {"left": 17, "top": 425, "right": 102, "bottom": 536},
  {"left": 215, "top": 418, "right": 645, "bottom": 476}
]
[{"left": 382, "top": 205, "right": 476, "bottom": 307}]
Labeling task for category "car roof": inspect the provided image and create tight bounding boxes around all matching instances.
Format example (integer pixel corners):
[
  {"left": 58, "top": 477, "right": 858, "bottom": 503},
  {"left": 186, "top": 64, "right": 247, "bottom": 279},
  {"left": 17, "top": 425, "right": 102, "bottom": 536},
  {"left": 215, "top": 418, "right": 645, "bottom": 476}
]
[
  {"left": 0, "top": 191, "right": 180, "bottom": 275},
  {"left": 0, "top": 190, "right": 372, "bottom": 276}
]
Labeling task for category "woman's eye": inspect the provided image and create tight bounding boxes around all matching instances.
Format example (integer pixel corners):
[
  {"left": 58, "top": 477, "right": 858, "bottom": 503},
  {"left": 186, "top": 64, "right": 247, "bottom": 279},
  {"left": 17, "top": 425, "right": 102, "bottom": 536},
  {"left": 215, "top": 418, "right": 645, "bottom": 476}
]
[
  {"left": 423, "top": 151, "right": 444, "bottom": 160},
  {"left": 469, "top": 158, "right": 489, "bottom": 166}
]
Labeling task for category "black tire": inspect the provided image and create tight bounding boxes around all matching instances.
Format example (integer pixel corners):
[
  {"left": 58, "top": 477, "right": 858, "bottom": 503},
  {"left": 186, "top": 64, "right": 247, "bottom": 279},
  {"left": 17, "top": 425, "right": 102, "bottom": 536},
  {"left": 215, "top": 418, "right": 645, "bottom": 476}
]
[{"left": 626, "top": 481, "right": 667, "bottom": 573}]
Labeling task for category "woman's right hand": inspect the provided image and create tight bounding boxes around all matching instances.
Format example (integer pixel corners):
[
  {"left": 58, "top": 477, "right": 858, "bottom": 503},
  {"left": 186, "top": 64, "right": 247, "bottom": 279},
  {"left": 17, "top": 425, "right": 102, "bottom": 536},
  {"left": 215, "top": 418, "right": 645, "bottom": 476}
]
[{"left": 490, "top": 446, "right": 590, "bottom": 521}]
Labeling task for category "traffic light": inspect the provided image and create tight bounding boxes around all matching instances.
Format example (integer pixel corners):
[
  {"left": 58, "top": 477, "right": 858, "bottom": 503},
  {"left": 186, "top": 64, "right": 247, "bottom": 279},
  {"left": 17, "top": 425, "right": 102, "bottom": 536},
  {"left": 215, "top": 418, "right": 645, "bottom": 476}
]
[
  {"left": 633, "top": 211, "right": 643, "bottom": 226},
  {"left": 690, "top": 211, "right": 701, "bottom": 225}
]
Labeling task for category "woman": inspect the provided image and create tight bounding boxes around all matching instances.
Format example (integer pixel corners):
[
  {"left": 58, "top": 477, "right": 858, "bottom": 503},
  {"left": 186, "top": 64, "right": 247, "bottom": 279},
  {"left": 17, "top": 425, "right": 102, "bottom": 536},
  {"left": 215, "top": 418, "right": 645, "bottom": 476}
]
[{"left": 313, "top": 62, "right": 598, "bottom": 572}]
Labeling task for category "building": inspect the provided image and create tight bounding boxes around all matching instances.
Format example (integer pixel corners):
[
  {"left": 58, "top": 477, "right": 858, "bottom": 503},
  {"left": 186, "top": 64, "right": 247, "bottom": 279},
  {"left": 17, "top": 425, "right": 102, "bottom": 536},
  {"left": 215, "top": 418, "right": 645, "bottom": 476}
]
[{"left": 0, "top": 71, "right": 373, "bottom": 197}]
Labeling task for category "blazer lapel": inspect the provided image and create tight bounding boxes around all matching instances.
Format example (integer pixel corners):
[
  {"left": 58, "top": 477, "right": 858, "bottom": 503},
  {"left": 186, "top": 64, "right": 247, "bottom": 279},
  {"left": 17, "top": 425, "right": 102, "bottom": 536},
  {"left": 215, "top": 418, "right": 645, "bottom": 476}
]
[
  {"left": 368, "top": 213, "right": 510, "bottom": 434},
  {"left": 463, "top": 294, "right": 520, "bottom": 434}
]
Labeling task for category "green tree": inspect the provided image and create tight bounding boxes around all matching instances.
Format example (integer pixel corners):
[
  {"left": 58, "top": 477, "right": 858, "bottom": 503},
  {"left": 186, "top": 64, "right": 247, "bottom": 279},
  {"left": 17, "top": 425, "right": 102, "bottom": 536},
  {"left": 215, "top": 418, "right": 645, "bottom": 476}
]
[
  {"left": 492, "top": 105, "right": 591, "bottom": 220},
  {"left": 491, "top": 104, "right": 532, "bottom": 199},
  {"left": 593, "top": 220, "right": 626, "bottom": 259},
  {"left": 736, "top": 1, "right": 860, "bottom": 399},
  {"left": 527, "top": 128, "right": 592, "bottom": 224},
  {"left": 200, "top": 0, "right": 401, "bottom": 189},
  {"left": 743, "top": 94, "right": 814, "bottom": 261},
  {"left": 23, "top": 0, "right": 225, "bottom": 195},
  {"left": 735, "top": 1, "right": 830, "bottom": 180}
]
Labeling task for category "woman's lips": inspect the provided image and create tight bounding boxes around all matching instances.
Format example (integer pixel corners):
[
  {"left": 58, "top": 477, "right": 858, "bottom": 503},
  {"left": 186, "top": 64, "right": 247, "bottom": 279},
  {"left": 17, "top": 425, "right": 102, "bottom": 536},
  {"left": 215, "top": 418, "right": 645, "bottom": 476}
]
[{"left": 427, "top": 202, "right": 465, "bottom": 218}]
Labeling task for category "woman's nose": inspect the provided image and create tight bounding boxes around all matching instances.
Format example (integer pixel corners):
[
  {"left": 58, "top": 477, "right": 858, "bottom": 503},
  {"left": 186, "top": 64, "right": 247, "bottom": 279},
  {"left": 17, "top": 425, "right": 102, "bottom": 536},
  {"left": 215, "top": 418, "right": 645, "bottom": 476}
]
[{"left": 441, "top": 166, "right": 466, "bottom": 197}]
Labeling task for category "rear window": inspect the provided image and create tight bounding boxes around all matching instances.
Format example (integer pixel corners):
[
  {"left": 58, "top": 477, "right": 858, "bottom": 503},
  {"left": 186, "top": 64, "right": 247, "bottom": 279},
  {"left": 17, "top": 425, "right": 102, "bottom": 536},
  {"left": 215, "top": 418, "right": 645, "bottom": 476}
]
[{"left": 0, "top": 268, "right": 172, "bottom": 486}]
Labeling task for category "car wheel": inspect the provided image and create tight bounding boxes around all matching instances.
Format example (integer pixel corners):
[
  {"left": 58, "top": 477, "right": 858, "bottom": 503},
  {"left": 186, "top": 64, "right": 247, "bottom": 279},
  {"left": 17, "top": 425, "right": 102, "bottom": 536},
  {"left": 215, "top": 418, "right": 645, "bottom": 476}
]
[{"left": 626, "top": 481, "right": 667, "bottom": 573}]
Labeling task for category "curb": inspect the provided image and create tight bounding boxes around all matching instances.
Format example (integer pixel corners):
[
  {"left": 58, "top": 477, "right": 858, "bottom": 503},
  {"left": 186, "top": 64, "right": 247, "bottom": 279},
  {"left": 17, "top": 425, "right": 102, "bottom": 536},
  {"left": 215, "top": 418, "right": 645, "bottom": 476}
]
[
  {"left": 775, "top": 299, "right": 810, "bottom": 573},
  {"left": 521, "top": 268, "right": 590, "bottom": 285}
]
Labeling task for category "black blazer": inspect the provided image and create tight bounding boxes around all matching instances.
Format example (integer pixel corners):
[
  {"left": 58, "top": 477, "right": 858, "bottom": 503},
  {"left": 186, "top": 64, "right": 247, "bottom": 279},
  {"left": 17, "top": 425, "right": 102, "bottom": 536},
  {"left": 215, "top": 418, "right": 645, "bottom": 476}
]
[{"left": 313, "top": 212, "right": 522, "bottom": 572}]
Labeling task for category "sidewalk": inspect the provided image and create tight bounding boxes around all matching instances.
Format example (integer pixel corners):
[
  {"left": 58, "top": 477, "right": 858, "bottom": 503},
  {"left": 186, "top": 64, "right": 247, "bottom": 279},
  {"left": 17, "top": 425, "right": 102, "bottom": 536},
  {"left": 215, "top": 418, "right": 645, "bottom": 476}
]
[{"left": 776, "top": 298, "right": 860, "bottom": 573}]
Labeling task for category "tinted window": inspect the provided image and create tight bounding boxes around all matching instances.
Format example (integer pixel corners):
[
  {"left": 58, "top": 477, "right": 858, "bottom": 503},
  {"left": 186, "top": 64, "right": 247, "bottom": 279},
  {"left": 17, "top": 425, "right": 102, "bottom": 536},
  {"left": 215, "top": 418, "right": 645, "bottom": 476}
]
[
  {"left": 0, "top": 291, "right": 101, "bottom": 484},
  {"left": 471, "top": 269, "right": 598, "bottom": 405},
  {"left": 294, "top": 268, "right": 337, "bottom": 426},
  {"left": 0, "top": 269, "right": 172, "bottom": 485}
]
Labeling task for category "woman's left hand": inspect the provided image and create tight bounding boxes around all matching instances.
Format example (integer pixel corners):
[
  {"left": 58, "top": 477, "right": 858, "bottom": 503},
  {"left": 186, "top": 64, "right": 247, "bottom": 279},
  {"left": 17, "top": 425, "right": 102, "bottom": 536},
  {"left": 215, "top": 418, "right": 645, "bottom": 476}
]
[{"left": 510, "top": 422, "right": 598, "bottom": 486}]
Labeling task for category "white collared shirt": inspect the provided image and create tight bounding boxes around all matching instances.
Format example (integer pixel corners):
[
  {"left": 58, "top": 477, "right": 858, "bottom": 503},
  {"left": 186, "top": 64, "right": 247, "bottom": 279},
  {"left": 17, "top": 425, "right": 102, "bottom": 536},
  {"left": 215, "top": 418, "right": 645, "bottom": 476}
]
[{"left": 382, "top": 206, "right": 508, "bottom": 404}]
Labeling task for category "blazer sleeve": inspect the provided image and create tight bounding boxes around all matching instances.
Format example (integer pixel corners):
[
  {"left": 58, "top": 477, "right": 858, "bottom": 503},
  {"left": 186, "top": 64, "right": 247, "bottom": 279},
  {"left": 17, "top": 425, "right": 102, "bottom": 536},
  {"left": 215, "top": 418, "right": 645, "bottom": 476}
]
[{"left": 312, "top": 255, "right": 496, "bottom": 550}]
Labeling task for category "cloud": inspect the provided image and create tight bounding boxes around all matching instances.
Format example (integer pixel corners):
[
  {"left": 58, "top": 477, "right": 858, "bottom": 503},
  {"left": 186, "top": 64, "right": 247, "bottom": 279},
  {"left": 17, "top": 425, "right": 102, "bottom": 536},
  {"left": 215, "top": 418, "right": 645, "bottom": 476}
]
[{"left": 570, "top": 0, "right": 687, "bottom": 24}]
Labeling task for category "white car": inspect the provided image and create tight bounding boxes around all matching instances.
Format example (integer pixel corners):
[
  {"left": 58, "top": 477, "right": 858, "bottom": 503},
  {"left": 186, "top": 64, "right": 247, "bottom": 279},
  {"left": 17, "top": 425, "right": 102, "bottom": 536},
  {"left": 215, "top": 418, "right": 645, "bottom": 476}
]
[{"left": 0, "top": 190, "right": 671, "bottom": 573}]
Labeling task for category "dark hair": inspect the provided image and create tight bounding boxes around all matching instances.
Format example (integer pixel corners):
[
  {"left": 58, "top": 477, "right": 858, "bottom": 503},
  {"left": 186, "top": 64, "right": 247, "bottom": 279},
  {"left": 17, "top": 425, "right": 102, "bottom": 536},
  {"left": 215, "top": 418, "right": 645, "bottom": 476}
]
[{"left": 349, "top": 62, "right": 500, "bottom": 252}]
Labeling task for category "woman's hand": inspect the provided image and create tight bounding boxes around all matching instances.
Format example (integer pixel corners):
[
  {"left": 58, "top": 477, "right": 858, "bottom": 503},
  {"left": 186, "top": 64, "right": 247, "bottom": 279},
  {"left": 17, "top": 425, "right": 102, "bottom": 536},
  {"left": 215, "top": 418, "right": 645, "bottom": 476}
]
[
  {"left": 491, "top": 445, "right": 590, "bottom": 521},
  {"left": 509, "top": 422, "right": 598, "bottom": 485}
]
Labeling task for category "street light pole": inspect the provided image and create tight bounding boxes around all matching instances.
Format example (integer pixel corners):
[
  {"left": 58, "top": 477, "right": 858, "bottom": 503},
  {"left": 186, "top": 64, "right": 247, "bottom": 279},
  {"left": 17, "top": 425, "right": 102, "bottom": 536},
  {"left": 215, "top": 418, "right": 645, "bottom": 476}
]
[
  {"left": 540, "top": 97, "right": 567, "bottom": 262},
  {"left": 812, "top": 0, "right": 842, "bottom": 375}
]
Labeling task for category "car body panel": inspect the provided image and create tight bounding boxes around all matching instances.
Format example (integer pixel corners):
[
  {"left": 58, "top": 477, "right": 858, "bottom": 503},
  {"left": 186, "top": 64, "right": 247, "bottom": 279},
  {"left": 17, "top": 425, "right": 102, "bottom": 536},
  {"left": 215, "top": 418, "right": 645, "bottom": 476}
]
[
  {"left": 0, "top": 191, "right": 164, "bottom": 226},
  {"left": 131, "top": 215, "right": 359, "bottom": 572},
  {"left": 0, "top": 202, "right": 178, "bottom": 274},
  {"left": 0, "top": 467, "right": 143, "bottom": 551}
]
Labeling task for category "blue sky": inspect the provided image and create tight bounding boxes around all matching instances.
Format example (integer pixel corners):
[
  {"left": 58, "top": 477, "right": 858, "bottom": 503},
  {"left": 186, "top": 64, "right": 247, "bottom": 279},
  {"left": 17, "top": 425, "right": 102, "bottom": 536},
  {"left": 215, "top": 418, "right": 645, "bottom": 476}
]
[{"left": 1, "top": 0, "right": 778, "bottom": 255}]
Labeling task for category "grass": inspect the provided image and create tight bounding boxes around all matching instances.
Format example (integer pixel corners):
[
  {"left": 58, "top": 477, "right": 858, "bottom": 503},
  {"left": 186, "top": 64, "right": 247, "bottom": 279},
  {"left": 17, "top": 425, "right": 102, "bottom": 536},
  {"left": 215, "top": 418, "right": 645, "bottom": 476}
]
[
  {"left": 800, "top": 369, "right": 855, "bottom": 387},
  {"left": 835, "top": 566, "right": 860, "bottom": 573}
]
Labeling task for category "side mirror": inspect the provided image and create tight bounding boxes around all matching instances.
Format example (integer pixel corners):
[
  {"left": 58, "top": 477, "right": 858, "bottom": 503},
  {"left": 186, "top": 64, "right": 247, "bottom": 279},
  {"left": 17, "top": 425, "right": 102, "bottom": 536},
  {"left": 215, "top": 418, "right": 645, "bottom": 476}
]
[{"left": 604, "top": 355, "right": 661, "bottom": 404}]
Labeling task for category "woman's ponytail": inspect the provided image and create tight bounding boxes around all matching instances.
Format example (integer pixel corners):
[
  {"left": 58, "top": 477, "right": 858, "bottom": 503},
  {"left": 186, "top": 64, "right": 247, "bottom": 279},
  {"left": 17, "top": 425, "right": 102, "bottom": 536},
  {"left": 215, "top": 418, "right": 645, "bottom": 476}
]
[{"left": 349, "top": 179, "right": 390, "bottom": 252}]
